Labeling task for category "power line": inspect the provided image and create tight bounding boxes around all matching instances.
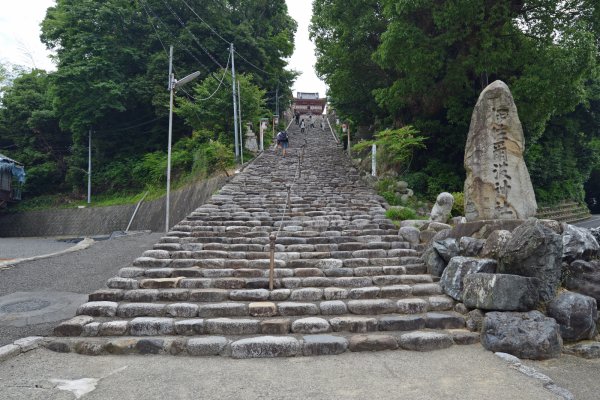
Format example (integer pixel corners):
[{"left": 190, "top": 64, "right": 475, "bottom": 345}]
[
  {"left": 196, "top": 51, "right": 231, "bottom": 101},
  {"left": 94, "top": 117, "right": 164, "bottom": 133},
  {"left": 160, "top": 0, "right": 224, "bottom": 69},
  {"left": 179, "top": 0, "right": 230, "bottom": 45},
  {"left": 177, "top": 0, "right": 275, "bottom": 77},
  {"left": 234, "top": 49, "right": 273, "bottom": 76},
  {"left": 141, "top": 0, "right": 213, "bottom": 75}
]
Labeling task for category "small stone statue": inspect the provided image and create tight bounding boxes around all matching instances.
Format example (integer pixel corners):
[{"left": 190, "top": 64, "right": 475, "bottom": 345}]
[
  {"left": 244, "top": 123, "right": 258, "bottom": 153},
  {"left": 430, "top": 192, "right": 454, "bottom": 223}
]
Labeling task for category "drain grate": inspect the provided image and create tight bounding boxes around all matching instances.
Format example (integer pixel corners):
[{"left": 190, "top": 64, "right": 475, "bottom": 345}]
[{"left": 0, "top": 299, "right": 52, "bottom": 313}]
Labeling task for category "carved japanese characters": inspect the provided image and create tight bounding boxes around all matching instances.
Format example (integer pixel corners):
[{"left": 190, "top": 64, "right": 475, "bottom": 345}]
[{"left": 464, "top": 80, "right": 537, "bottom": 221}]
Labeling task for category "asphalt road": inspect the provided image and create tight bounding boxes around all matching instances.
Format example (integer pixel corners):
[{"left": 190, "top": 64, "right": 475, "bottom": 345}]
[
  {"left": 575, "top": 215, "right": 600, "bottom": 229},
  {"left": 0, "top": 232, "right": 163, "bottom": 346},
  {"left": 0, "top": 237, "right": 74, "bottom": 260}
]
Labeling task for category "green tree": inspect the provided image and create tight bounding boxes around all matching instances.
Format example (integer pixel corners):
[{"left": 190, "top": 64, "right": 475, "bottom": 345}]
[
  {"left": 310, "top": 0, "right": 389, "bottom": 126},
  {"left": 312, "top": 0, "right": 600, "bottom": 203},
  {"left": 176, "top": 71, "right": 268, "bottom": 144},
  {"left": 0, "top": 69, "right": 68, "bottom": 195}
]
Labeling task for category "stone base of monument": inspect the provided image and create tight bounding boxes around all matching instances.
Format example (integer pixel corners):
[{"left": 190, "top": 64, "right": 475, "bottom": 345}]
[{"left": 422, "top": 217, "right": 600, "bottom": 360}]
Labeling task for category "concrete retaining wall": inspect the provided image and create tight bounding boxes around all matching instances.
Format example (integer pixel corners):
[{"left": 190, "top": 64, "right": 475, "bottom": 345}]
[{"left": 0, "top": 175, "right": 228, "bottom": 237}]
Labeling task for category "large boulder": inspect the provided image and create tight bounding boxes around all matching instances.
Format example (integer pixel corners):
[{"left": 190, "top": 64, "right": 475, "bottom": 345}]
[
  {"left": 398, "top": 226, "right": 420, "bottom": 247},
  {"left": 497, "top": 219, "right": 563, "bottom": 302},
  {"left": 422, "top": 247, "right": 446, "bottom": 277},
  {"left": 463, "top": 80, "right": 537, "bottom": 221},
  {"left": 564, "top": 260, "right": 600, "bottom": 305},
  {"left": 481, "top": 311, "right": 562, "bottom": 360},
  {"left": 480, "top": 230, "right": 512, "bottom": 259},
  {"left": 430, "top": 192, "right": 454, "bottom": 223},
  {"left": 591, "top": 227, "right": 600, "bottom": 243},
  {"left": 562, "top": 224, "right": 600, "bottom": 262},
  {"left": 432, "top": 238, "right": 459, "bottom": 263},
  {"left": 458, "top": 237, "right": 486, "bottom": 257},
  {"left": 462, "top": 273, "right": 540, "bottom": 311},
  {"left": 547, "top": 291, "right": 597, "bottom": 342},
  {"left": 440, "top": 257, "right": 497, "bottom": 301}
]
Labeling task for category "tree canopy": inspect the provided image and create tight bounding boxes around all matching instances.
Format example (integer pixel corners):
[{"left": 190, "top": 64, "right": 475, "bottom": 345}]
[
  {"left": 311, "top": 0, "right": 600, "bottom": 204},
  {"left": 0, "top": 0, "right": 296, "bottom": 199}
]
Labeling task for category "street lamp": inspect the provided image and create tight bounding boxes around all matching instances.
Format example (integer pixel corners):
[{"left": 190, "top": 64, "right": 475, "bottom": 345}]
[{"left": 166, "top": 45, "right": 200, "bottom": 233}]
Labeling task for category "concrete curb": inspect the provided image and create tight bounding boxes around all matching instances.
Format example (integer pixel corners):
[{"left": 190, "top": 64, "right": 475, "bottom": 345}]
[
  {"left": 0, "top": 337, "right": 47, "bottom": 363},
  {"left": 0, "top": 237, "right": 94, "bottom": 269},
  {"left": 495, "top": 352, "right": 574, "bottom": 399}
]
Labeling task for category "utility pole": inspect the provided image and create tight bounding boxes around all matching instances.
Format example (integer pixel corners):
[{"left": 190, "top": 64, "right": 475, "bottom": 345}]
[
  {"left": 231, "top": 43, "right": 239, "bottom": 161},
  {"left": 238, "top": 80, "right": 243, "bottom": 164},
  {"left": 166, "top": 45, "right": 174, "bottom": 233},
  {"left": 275, "top": 85, "right": 279, "bottom": 119},
  {"left": 165, "top": 46, "right": 200, "bottom": 233},
  {"left": 87, "top": 129, "right": 92, "bottom": 204}
]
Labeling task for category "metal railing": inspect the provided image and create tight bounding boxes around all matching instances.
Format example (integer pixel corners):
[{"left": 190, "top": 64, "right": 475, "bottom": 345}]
[{"left": 268, "top": 137, "right": 307, "bottom": 290}]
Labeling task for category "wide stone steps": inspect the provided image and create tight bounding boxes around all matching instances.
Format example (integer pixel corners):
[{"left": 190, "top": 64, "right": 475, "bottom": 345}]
[
  {"left": 89, "top": 283, "right": 443, "bottom": 303},
  {"left": 106, "top": 275, "right": 441, "bottom": 292},
  {"left": 155, "top": 234, "right": 408, "bottom": 247},
  {"left": 46, "top": 329, "right": 479, "bottom": 357},
  {"left": 75, "top": 298, "right": 459, "bottom": 320},
  {"left": 60, "top": 309, "right": 465, "bottom": 337},
  {"left": 47, "top": 119, "right": 478, "bottom": 358},
  {"left": 116, "top": 264, "right": 427, "bottom": 280}
]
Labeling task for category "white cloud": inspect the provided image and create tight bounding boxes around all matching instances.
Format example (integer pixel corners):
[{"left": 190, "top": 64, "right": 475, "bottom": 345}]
[
  {"left": 285, "top": 0, "right": 327, "bottom": 97},
  {"left": 0, "top": 0, "right": 56, "bottom": 70},
  {"left": 0, "top": 0, "right": 326, "bottom": 97}
]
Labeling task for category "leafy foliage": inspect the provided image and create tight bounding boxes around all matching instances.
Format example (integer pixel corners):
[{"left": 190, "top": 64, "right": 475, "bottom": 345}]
[
  {"left": 0, "top": 1, "right": 296, "bottom": 204},
  {"left": 353, "top": 126, "right": 426, "bottom": 175},
  {"left": 312, "top": 0, "right": 600, "bottom": 206},
  {"left": 385, "top": 206, "right": 417, "bottom": 221}
]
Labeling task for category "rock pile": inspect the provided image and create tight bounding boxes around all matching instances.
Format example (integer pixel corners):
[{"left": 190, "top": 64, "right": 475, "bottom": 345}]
[{"left": 423, "top": 217, "right": 599, "bottom": 360}]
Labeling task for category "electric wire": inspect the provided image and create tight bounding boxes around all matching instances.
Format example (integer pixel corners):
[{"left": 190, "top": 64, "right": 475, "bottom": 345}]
[
  {"left": 141, "top": 0, "right": 214, "bottom": 75},
  {"left": 177, "top": 0, "right": 275, "bottom": 77},
  {"left": 160, "top": 0, "right": 224, "bottom": 69},
  {"left": 179, "top": 0, "right": 230, "bottom": 45},
  {"left": 196, "top": 51, "right": 231, "bottom": 101},
  {"left": 94, "top": 117, "right": 164, "bottom": 133}
]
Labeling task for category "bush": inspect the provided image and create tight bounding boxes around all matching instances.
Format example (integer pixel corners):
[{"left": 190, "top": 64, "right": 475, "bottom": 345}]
[
  {"left": 451, "top": 192, "right": 464, "bottom": 217},
  {"left": 385, "top": 207, "right": 418, "bottom": 221}
]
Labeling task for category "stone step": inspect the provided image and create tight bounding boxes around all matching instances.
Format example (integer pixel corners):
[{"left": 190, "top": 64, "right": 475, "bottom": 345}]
[
  {"left": 75, "top": 296, "right": 455, "bottom": 320},
  {"left": 89, "top": 283, "right": 452, "bottom": 303},
  {"left": 58, "top": 309, "right": 465, "bottom": 338},
  {"left": 137, "top": 249, "right": 418, "bottom": 262},
  {"left": 116, "top": 264, "right": 426, "bottom": 281},
  {"left": 45, "top": 329, "right": 479, "bottom": 357},
  {"left": 105, "top": 274, "right": 439, "bottom": 291}
]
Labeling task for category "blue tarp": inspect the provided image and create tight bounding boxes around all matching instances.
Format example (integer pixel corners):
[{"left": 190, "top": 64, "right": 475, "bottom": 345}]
[{"left": 0, "top": 153, "right": 26, "bottom": 184}]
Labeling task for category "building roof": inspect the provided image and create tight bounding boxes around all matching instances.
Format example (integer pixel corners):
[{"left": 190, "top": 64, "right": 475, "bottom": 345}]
[
  {"left": 0, "top": 153, "right": 26, "bottom": 183},
  {"left": 296, "top": 92, "right": 320, "bottom": 99}
]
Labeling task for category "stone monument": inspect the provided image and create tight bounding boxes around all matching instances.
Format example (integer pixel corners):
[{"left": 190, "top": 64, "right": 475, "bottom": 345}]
[
  {"left": 464, "top": 80, "right": 537, "bottom": 221},
  {"left": 244, "top": 123, "right": 258, "bottom": 153}
]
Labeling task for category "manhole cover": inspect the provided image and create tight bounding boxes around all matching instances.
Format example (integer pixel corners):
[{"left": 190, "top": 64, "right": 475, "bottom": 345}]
[{"left": 0, "top": 299, "right": 52, "bottom": 313}]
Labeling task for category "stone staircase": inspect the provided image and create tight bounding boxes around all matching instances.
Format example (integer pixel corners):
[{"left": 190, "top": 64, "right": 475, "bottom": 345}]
[
  {"left": 49, "top": 121, "right": 477, "bottom": 358},
  {"left": 536, "top": 201, "right": 591, "bottom": 224}
]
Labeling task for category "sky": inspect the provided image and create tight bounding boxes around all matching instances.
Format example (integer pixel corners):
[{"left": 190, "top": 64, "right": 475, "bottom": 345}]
[{"left": 0, "top": 0, "right": 327, "bottom": 96}]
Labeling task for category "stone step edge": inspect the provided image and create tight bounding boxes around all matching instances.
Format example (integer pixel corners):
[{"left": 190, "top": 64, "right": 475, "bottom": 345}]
[
  {"left": 43, "top": 329, "right": 479, "bottom": 358},
  {"left": 56, "top": 311, "right": 466, "bottom": 338}
]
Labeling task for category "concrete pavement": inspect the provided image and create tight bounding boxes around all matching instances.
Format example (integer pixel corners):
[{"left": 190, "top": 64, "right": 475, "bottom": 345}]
[{"left": 3, "top": 344, "right": 597, "bottom": 400}]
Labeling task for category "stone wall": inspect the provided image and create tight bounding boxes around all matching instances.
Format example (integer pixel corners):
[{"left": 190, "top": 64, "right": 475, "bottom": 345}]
[{"left": 0, "top": 175, "right": 228, "bottom": 237}]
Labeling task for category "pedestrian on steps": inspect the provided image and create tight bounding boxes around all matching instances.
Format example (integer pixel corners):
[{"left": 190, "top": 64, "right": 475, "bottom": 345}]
[
  {"left": 276, "top": 130, "right": 289, "bottom": 157},
  {"left": 300, "top": 119, "right": 305, "bottom": 133},
  {"left": 320, "top": 117, "right": 325, "bottom": 131}
]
